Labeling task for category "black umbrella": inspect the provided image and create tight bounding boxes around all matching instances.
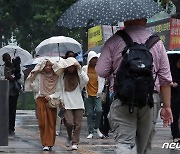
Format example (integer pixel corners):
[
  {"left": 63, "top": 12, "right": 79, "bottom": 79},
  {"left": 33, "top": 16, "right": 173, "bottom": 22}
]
[{"left": 58, "top": 0, "right": 164, "bottom": 29}]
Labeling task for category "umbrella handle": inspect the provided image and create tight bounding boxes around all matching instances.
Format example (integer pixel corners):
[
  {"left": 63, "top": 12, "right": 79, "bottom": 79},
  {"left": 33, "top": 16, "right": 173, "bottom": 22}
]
[
  {"left": 14, "top": 49, "right": 17, "bottom": 57},
  {"left": 58, "top": 43, "right": 60, "bottom": 60}
]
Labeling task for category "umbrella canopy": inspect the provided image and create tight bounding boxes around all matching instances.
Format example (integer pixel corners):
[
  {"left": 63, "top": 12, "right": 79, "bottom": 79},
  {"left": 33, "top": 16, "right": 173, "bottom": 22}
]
[
  {"left": 58, "top": 0, "right": 164, "bottom": 28},
  {"left": 35, "top": 36, "right": 82, "bottom": 56},
  {"left": 0, "top": 44, "right": 32, "bottom": 66},
  {"left": 36, "top": 52, "right": 65, "bottom": 57}
]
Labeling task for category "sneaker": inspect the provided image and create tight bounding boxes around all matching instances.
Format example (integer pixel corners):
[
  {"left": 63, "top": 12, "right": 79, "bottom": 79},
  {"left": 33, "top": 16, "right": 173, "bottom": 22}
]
[
  {"left": 96, "top": 128, "right": 104, "bottom": 139},
  {"left": 72, "top": 144, "right": 78, "bottom": 150},
  {"left": 87, "top": 133, "right": 93, "bottom": 139},
  {"left": 65, "top": 138, "right": 72, "bottom": 147},
  {"left": 56, "top": 131, "right": 60, "bottom": 136},
  {"left": 48, "top": 146, "right": 52, "bottom": 151},
  {"left": 43, "top": 146, "right": 50, "bottom": 151}
]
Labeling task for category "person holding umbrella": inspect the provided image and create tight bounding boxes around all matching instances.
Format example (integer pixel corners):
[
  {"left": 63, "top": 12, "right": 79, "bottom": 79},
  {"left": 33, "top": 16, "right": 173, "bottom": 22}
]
[
  {"left": 2, "top": 53, "right": 22, "bottom": 136},
  {"left": 95, "top": 18, "right": 173, "bottom": 154}
]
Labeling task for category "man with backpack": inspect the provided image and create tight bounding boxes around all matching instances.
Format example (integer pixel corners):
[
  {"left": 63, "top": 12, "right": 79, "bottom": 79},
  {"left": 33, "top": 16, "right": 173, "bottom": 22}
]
[{"left": 96, "top": 18, "right": 173, "bottom": 154}]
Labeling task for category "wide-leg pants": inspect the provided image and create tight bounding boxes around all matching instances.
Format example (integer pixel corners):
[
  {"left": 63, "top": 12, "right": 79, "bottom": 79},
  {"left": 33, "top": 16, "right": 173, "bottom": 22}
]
[{"left": 36, "top": 97, "right": 57, "bottom": 147}]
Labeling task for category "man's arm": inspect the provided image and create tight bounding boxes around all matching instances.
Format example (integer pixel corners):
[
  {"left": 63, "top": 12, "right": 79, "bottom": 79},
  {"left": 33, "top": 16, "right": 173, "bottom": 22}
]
[
  {"left": 160, "top": 85, "right": 173, "bottom": 127},
  {"left": 96, "top": 42, "right": 113, "bottom": 78}
]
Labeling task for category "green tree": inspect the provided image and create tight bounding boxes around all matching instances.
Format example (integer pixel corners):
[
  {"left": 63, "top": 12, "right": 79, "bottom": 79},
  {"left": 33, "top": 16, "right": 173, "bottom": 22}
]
[
  {"left": 171, "top": 0, "right": 180, "bottom": 17},
  {"left": 157, "top": 0, "right": 180, "bottom": 18},
  {"left": 0, "top": 0, "right": 82, "bottom": 54}
]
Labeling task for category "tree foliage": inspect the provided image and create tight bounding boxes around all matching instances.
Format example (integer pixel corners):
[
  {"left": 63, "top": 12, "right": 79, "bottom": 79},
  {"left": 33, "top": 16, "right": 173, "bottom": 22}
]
[
  {"left": 171, "top": 0, "right": 180, "bottom": 13},
  {"left": 0, "top": 0, "right": 81, "bottom": 54}
]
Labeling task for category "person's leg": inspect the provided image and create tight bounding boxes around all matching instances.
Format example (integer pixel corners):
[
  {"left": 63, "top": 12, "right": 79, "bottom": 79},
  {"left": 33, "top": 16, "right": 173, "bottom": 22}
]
[
  {"left": 64, "top": 109, "right": 74, "bottom": 141},
  {"left": 136, "top": 106, "right": 153, "bottom": 154},
  {"left": 36, "top": 97, "right": 57, "bottom": 147},
  {"left": 144, "top": 93, "right": 161, "bottom": 154},
  {"left": 94, "top": 97, "right": 104, "bottom": 138},
  {"left": 36, "top": 97, "right": 46, "bottom": 146},
  {"left": 84, "top": 96, "right": 95, "bottom": 134},
  {"left": 44, "top": 103, "right": 57, "bottom": 147},
  {"left": 35, "top": 101, "right": 38, "bottom": 119},
  {"left": 72, "top": 109, "right": 84, "bottom": 145},
  {"left": 108, "top": 99, "right": 137, "bottom": 154},
  {"left": 99, "top": 103, "right": 105, "bottom": 134},
  {"left": 102, "top": 102, "right": 110, "bottom": 137},
  {"left": 171, "top": 100, "right": 180, "bottom": 140},
  {"left": 9, "top": 95, "right": 19, "bottom": 134},
  {"left": 56, "top": 107, "right": 61, "bottom": 135},
  {"left": 94, "top": 97, "right": 103, "bottom": 129}
]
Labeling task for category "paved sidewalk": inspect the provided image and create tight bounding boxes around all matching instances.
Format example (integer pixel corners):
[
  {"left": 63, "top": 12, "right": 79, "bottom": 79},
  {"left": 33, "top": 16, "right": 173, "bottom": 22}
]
[{"left": 0, "top": 110, "right": 179, "bottom": 154}]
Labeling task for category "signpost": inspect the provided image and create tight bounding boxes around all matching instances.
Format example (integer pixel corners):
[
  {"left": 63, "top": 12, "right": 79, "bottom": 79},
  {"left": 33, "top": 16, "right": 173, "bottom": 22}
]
[
  {"left": 0, "top": 79, "right": 9, "bottom": 146},
  {"left": 88, "top": 25, "right": 103, "bottom": 49}
]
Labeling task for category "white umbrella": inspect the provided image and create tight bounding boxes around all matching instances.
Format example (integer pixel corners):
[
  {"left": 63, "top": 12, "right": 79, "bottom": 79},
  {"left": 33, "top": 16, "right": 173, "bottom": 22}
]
[
  {"left": 35, "top": 36, "right": 82, "bottom": 56},
  {"left": 0, "top": 44, "right": 32, "bottom": 66}
]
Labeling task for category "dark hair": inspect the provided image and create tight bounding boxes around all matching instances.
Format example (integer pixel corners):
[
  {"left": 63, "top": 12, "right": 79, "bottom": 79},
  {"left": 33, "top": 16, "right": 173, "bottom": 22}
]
[
  {"left": 65, "top": 51, "right": 76, "bottom": 59},
  {"left": 12, "top": 56, "right": 21, "bottom": 66},
  {"left": 12, "top": 56, "right": 21, "bottom": 80},
  {"left": 2, "top": 53, "right": 11, "bottom": 61}
]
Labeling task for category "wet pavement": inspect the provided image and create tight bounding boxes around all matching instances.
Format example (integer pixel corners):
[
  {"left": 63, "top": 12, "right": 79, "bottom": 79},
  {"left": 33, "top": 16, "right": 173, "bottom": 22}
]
[{"left": 0, "top": 110, "right": 179, "bottom": 154}]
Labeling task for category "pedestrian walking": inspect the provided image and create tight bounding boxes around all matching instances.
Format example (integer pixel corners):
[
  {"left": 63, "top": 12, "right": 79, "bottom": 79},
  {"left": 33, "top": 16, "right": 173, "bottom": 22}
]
[
  {"left": 59, "top": 57, "right": 89, "bottom": 150},
  {"left": 82, "top": 51, "right": 105, "bottom": 139},
  {"left": 56, "top": 50, "right": 77, "bottom": 136},
  {"left": 2, "top": 53, "right": 22, "bottom": 136},
  {"left": 171, "top": 57, "right": 180, "bottom": 143},
  {"left": 96, "top": 18, "right": 173, "bottom": 154},
  {"left": 25, "top": 58, "right": 61, "bottom": 151}
]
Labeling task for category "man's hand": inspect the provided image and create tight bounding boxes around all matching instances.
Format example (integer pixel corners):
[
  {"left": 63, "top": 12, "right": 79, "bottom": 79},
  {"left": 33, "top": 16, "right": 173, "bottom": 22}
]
[
  {"left": 172, "top": 82, "right": 178, "bottom": 87},
  {"left": 160, "top": 107, "right": 173, "bottom": 127}
]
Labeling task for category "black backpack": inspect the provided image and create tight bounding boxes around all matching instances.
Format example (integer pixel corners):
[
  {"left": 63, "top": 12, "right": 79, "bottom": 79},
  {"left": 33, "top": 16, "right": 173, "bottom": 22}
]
[{"left": 114, "top": 30, "right": 160, "bottom": 113}]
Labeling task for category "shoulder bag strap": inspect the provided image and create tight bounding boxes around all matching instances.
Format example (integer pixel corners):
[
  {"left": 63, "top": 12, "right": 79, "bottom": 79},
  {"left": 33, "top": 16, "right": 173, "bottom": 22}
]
[
  {"left": 145, "top": 34, "right": 160, "bottom": 49},
  {"left": 116, "top": 30, "right": 134, "bottom": 47}
]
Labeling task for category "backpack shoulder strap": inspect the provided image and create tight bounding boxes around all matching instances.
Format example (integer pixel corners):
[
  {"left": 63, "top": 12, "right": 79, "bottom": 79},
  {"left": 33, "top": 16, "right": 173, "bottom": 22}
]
[
  {"left": 145, "top": 34, "right": 160, "bottom": 49},
  {"left": 116, "top": 30, "right": 134, "bottom": 47}
]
